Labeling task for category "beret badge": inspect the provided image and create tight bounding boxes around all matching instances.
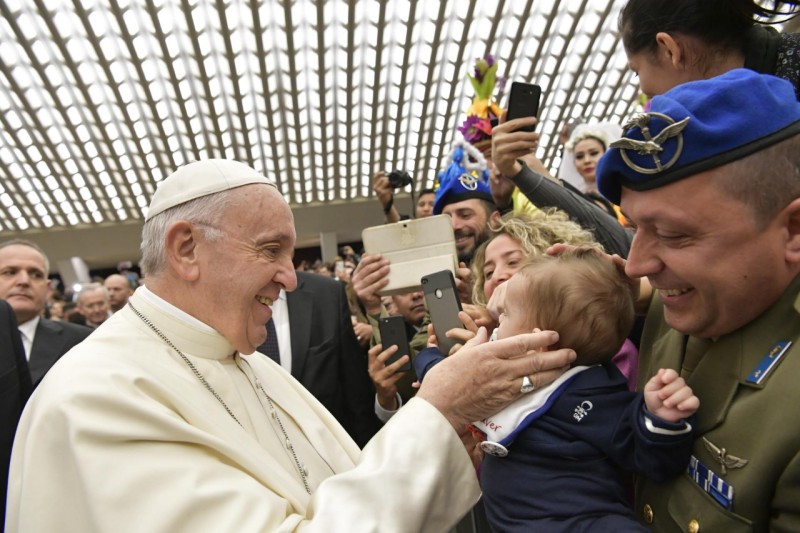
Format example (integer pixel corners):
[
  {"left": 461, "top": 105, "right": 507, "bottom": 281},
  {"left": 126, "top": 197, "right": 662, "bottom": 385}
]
[
  {"left": 458, "top": 172, "right": 480, "bottom": 191},
  {"left": 609, "top": 113, "right": 690, "bottom": 175}
]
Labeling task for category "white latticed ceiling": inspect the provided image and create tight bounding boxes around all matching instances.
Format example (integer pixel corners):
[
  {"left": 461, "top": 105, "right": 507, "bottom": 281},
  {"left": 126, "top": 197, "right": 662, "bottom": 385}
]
[{"left": 0, "top": 0, "right": 795, "bottom": 265}]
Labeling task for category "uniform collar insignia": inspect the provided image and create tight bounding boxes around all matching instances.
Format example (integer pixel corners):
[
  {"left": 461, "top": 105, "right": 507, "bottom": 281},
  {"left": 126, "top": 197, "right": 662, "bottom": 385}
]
[
  {"left": 609, "top": 113, "right": 690, "bottom": 174},
  {"left": 702, "top": 436, "right": 749, "bottom": 475}
]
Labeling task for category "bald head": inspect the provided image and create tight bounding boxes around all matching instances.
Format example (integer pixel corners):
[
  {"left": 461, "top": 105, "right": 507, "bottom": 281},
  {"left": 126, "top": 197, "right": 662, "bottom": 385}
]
[{"left": 104, "top": 274, "right": 134, "bottom": 312}]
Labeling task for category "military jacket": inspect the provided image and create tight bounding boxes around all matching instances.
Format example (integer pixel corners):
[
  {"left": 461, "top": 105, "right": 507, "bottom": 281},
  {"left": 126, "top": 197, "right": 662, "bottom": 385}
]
[{"left": 635, "top": 275, "right": 800, "bottom": 532}]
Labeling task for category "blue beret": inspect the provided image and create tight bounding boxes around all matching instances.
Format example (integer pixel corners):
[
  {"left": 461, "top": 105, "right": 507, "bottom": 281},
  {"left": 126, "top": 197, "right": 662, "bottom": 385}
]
[
  {"left": 434, "top": 142, "right": 495, "bottom": 215},
  {"left": 597, "top": 69, "right": 800, "bottom": 205}
]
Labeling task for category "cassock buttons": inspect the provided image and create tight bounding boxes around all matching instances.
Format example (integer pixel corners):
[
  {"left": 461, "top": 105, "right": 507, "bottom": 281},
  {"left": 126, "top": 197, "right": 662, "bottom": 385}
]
[
  {"left": 688, "top": 519, "right": 700, "bottom": 533},
  {"left": 479, "top": 441, "right": 508, "bottom": 457},
  {"left": 643, "top": 504, "right": 654, "bottom": 524}
]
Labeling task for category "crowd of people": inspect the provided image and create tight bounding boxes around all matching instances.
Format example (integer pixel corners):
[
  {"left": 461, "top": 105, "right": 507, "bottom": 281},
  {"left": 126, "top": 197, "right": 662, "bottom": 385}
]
[{"left": 2, "top": 0, "right": 800, "bottom": 531}]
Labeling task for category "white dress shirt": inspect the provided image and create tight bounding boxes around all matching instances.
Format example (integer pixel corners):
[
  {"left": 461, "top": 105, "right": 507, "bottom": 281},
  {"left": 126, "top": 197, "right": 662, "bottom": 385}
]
[{"left": 17, "top": 316, "right": 40, "bottom": 361}]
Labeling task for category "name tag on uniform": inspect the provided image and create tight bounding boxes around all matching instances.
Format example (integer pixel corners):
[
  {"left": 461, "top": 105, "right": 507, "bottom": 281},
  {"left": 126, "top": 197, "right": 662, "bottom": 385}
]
[
  {"left": 688, "top": 456, "right": 734, "bottom": 510},
  {"left": 746, "top": 341, "right": 792, "bottom": 385}
]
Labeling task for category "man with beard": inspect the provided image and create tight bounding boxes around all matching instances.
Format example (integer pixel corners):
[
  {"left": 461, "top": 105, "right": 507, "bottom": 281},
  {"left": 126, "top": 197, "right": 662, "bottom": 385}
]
[
  {"left": 365, "top": 289, "right": 427, "bottom": 421},
  {"left": 353, "top": 142, "right": 499, "bottom": 426}
]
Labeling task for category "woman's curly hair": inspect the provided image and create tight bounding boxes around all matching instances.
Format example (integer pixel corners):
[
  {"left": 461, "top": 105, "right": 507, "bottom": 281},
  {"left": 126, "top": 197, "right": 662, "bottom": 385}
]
[{"left": 471, "top": 209, "right": 602, "bottom": 305}]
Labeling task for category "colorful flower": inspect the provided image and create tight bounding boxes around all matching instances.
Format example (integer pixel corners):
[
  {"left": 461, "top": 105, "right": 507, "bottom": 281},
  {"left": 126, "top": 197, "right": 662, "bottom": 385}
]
[{"left": 459, "top": 54, "right": 506, "bottom": 147}]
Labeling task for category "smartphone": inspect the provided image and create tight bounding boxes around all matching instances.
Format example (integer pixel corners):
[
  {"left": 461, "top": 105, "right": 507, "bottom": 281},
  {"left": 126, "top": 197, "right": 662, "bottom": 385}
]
[
  {"left": 506, "top": 81, "right": 542, "bottom": 132},
  {"left": 378, "top": 315, "right": 412, "bottom": 372},
  {"left": 421, "top": 270, "right": 464, "bottom": 355}
]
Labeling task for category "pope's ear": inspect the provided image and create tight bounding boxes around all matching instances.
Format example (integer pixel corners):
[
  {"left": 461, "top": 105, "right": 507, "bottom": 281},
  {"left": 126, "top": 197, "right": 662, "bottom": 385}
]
[
  {"left": 164, "top": 220, "right": 202, "bottom": 281},
  {"left": 784, "top": 197, "right": 800, "bottom": 264}
]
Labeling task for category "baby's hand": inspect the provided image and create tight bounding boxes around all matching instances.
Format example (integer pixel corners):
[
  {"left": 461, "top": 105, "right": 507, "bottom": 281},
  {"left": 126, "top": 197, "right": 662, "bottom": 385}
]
[{"left": 643, "top": 368, "right": 700, "bottom": 423}]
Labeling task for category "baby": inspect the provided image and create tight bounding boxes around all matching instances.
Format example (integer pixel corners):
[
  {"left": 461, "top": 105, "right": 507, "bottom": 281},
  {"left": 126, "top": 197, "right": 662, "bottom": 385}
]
[{"left": 416, "top": 248, "right": 699, "bottom": 532}]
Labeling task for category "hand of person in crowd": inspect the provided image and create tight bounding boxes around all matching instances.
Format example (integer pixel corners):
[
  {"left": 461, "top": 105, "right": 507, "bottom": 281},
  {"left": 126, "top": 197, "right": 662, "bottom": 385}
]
[
  {"left": 643, "top": 368, "right": 700, "bottom": 423},
  {"left": 368, "top": 343, "right": 409, "bottom": 411},
  {"left": 491, "top": 111, "right": 540, "bottom": 178},
  {"left": 455, "top": 262, "right": 474, "bottom": 305},
  {"left": 351, "top": 253, "right": 390, "bottom": 316},
  {"left": 372, "top": 171, "right": 394, "bottom": 210},
  {"left": 425, "top": 310, "right": 480, "bottom": 356},
  {"left": 457, "top": 424, "right": 484, "bottom": 471},
  {"left": 353, "top": 320, "right": 373, "bottom": 349},
  {"left": 488, "top": 162, "right": 517, "bottom": 211},
  {"left": 417, "top": 327, "right": 576, "bottom": 431},
  {"left": 462, "top": 303, "right": 498, "bottom": 331}
]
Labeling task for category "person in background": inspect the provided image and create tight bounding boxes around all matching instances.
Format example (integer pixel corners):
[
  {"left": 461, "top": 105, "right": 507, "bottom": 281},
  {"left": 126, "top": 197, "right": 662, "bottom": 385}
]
[
  {"left": 596, "top": 69, "right": 800, "bottom": 530},
  {"left": 366, "top": 289, "right": 428, "bottom": 421},
  {"left": 104, "top": 273, "right": 135, "bottom": 314},
  {"left": 564, "top": 126, "right": 629, "bottom": 226},
  {"left": 312, "top": 260, "right": 335, "bottom": 278},
  {"left": 416, "top": 249, "right": 698, "bottom": 532},
  {"left": 6, "top": 159, "right": 575, "bottom": 532},
  {"left": 255, "top": 270, "right": 381, "bottom": 447},
  {"left": 372, "top": 169, "right": 435, "bottom": 223},
  {"left": 489, "top": 117, "right": 633, "bottom": 257},
  {"left": 45, "top": 291, "right": 66, "bottom": 321},
  {"left": 619, "top": 0, "right": 800, "bottom": 98},
  {"left": 565, "top": 126, "right": 608, "bottom": 194},
  {"left": 0, "top": 239, "right": 91, "bottom": 385},
  {"left": 75, "top": 282, "right": 111, "bottom": 328}
]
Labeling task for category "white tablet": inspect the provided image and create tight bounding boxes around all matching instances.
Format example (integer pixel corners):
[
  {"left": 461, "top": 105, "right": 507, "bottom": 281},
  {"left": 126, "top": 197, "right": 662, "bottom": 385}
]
[{"left": 361, "top": 215, "right": 458, "bottom": 296}]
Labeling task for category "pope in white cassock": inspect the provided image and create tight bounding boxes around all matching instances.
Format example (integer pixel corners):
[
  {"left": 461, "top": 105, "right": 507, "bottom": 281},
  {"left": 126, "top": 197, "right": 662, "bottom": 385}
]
[{"left": 5, "top": 160, "right": 573, "bottom": 532}]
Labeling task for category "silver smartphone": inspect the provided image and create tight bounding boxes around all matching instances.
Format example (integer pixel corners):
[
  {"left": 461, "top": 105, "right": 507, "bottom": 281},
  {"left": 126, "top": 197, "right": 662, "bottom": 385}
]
[{"left": 421, "top": 270, "right": 464, "bottom": 355}]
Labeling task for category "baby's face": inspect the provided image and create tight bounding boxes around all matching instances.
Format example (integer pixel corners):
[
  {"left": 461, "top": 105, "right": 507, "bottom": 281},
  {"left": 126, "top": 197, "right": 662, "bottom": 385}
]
[{"left": 496, "top": 274, "right": 533, "bottom": 340}]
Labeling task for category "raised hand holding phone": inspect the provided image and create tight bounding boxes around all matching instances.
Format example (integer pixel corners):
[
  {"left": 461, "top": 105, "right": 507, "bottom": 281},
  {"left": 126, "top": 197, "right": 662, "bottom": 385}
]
[
  {"left": 505, "top": 81, "right": 542, "bottom": 132},
  {"left": 422, "top": 270, "right": 466, "bottom": 355},
  {"left": 378, "top": 315, "right": 413, "bottom": 372}
]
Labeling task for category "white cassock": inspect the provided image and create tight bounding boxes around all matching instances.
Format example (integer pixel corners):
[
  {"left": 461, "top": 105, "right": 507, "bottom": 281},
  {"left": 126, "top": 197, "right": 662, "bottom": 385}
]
[{"left": 6, "top": 289, "right": 479, "bottom": 532}]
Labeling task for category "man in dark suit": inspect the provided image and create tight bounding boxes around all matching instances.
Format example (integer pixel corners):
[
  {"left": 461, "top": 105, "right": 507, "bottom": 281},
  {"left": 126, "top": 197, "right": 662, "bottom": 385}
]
[
  {"left": 0, "top": 239, "right": 91, "bottom": 385},
  {"left": 0, "top": 299, "right": 32, "bottom": 525},
  {"left": 258, "top": 271, "right": 381, "bottom": 447}
]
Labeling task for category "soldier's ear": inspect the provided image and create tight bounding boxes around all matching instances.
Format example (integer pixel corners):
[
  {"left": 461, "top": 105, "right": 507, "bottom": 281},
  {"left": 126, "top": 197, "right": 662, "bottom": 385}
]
[{"left": 783, "top": 197, "right": 800, "bottom": 265}]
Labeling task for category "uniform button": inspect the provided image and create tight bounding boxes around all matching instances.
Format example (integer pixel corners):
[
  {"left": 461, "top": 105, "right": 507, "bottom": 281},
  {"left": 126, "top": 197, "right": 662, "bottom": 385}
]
[
  {"left": 643, "top": 504, "right": 654, "bottom": 524},
  {"left": 479, "top": 441, "right": 508, "bottom": 457},
  {"left": 688, "top": 519, "right": 700, "bottom": 533}
]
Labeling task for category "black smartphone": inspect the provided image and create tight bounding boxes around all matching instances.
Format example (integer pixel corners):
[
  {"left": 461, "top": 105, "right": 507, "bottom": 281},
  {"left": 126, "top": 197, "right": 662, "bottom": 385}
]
[
  {"left": 378, "top": 315, "right": 412, "bottom": 372},
  {"left": 421, "top": 270, "right": 464, "bottom": 355},
  {"left": 506, "top": 81, "right": 542, "bottom": 132}
]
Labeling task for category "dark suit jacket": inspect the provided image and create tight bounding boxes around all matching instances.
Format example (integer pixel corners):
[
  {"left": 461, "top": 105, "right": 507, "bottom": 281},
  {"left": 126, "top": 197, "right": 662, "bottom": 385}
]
[
  {"left": 28, "top": 318, "right": 92, "bottom": 385},
  {"left": 0, "top": 300, "right": 32, "bottom": 524},
  {"left": 261, "top": 272, "right": 381, "bottom": 447}
]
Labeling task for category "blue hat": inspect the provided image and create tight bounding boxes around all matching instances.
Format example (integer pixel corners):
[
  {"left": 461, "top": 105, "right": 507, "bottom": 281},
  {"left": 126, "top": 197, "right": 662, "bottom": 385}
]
[
  {"left": 433, "top": 138, "right": 495, "bottom": 215},
  {"left": 597, "top": 69, "right": 800, "bottom": 205}
]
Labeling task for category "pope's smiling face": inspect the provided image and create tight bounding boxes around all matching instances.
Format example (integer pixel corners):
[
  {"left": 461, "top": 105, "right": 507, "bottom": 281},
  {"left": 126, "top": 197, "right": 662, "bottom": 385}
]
[{"left": 195, "top": 185, "right": 298, "bottom": 354}]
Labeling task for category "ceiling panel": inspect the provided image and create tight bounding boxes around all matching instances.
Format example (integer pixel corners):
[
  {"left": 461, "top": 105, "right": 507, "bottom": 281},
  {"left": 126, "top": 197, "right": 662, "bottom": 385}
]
[{"left": 0, "top": 0, "right": 793, "bottom": 263}]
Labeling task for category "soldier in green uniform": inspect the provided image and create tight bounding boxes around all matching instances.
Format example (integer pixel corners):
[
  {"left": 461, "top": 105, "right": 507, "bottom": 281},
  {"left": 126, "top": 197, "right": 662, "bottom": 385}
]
[{"left": 595, "top": 68, "right": 800, "bottom": 532}]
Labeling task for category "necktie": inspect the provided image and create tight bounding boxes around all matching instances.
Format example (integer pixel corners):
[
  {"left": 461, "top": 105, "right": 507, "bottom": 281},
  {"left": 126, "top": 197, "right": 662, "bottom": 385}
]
[{"left": 261, "top": 318, "right": 281, "bottom": 364}]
